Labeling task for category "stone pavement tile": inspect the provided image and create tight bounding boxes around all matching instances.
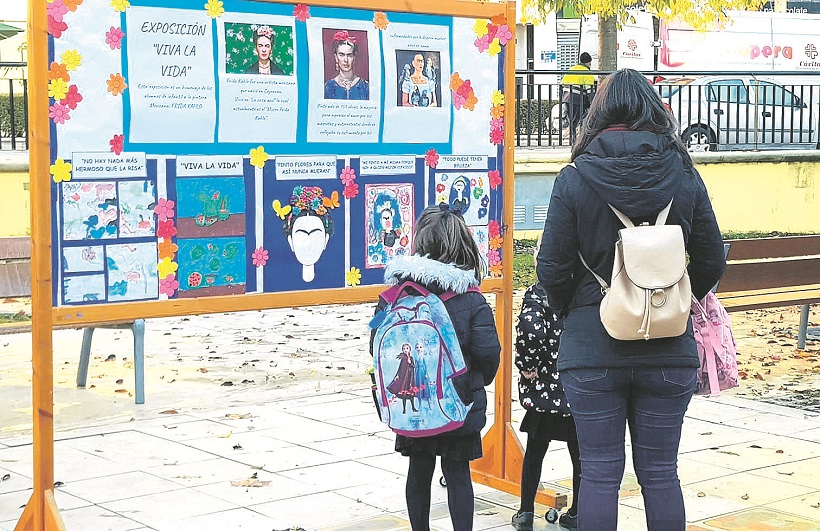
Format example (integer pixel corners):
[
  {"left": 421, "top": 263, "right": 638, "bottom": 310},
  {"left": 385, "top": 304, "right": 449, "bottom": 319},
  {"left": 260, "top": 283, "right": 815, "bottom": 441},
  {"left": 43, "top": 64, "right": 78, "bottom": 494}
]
[
  {"left": 615, "top": 504, "right": 651, "bottom": 531},
  {"left": 179, "top": 428, "right": 293, "bottom": 459},
  {"left": 143, "top": 458, "right": 264, "bottom": 488},
  {"left": 703, "top": 507, "right": 820, "bottom": 530},
  {"left": 684, "top": 471, "right": 815, "bottom": 507},
  {"left": 60, "top": 431, "right": 218, "bottom": 468},
  {"left": 286, "top": 396, "right": 378, "bottom": 422},
  {"left": 677, "top": 456, "right": 737, "bottom": 486},
  {"left": 720, "top": 412, "right": 820, "bottom": 436},
  {"left": 748, "top": 456, "right": 820, "bottom": 490},
  {"left": 310, "top": 433, "right": 396, "bottom": 460},
  {"left": 59, "top": 505, "right": 147, "bottom": 531},
  {"left": 678, "top": 418, "right": 762, "bottom": 454},
  {"left": 335, "top": 471, "right": 407, "bottom": 513},
  {"left": 162, "top": 507, "right": 279, "bottom": 531},
  {"left": 0, "top": 465, "right": 30, "bottom": 492},
  {"left": 764, "top": 493, "right": 820, "bottom": 523},
  {"left": 189, "top": 407, "right": 305, "bottom": 434},
  {"left": 59, "top": 470, "right": 184, "bottom": 505},
  {"left": 685, "top": 398, "right": 758, "bottom": 424},
  {"left": 239, "top": 444, "right": 342, "bottom": 473},
  {"left": 260, "top": 416, "right": 365, "bottom": 445},
  {"left": 357, "top": 453, "right": 408, "bottom": 476},
  {"left": 194, "top": 470, "right": 323, "bottom": 505},
  {"left": 430, "top": 498, "right": 516, "bottom": 530},
  {"left": 0, "top": 489, "right": 91, "bottom": 523},
  {"left": 249, "top": 491, "right": 384, "bottom": 529},
  {"left": 135, "top": 418, "right": 239, "bottom": 442},
  {"left": 324, "top": 412, "right": 390, "bottom": 435},
  {"left": 680, "top": 435, "right": 820, "bottom": 472},
  {"left": 278, "top": 460, "right": 399, "bottom": 492},
  {"left": 793, "top": 427, "right": 820, "bottom": 443},
  {"left": 476, "top": 489, "right": 519, "bottom": 511},
  {"left": 100, "top": 488, "right": 237, "bottom": 529},
  {"left": 315, "top": 514, "right": 411, "bottom": 531},
  {"left": 1, "top": 444, "right": 136, "bottom": 484}
]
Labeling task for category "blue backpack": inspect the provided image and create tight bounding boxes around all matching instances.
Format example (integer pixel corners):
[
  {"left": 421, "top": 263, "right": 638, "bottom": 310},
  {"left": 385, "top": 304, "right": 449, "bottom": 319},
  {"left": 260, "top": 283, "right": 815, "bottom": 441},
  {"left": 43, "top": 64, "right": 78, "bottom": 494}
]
[{"left": 369, "top": 281, "right": 477, "bottom": 437}]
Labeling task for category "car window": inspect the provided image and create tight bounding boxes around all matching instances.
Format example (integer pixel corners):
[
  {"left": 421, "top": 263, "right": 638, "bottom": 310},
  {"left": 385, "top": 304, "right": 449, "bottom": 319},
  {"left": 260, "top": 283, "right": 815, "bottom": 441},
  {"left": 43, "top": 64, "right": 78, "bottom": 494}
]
[
  {"left": 706, "top": 80, "right": 749, "bottom": 104},
  {"left": 752, "top": 81, "right": 799, "bottom": 107}
]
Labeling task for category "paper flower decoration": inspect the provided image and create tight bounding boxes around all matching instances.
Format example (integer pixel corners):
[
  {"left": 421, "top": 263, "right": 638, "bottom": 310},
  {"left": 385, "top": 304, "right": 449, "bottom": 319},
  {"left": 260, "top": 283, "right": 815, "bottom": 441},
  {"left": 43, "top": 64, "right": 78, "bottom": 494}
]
[
  {"left": 61, "top": 84, "right": 82, "bottom": 109},
  {"left": 451, "top": 74, "right": 478, "bottom": 112},
  {"left": 293, "top": 3, "right": 310, "bottom": 21},
  {"left": 373, "top": 12, "right": 389, "bottom": 30},
  {"left": 488, "top": 220, "right": 500, "bottom": 238},
  {"left": 249, "top": 146, "right": 268, "bottom": 168},
  {"left": 342, "top": 182, "right": 359, "bottom": 200},
  {"left": 157, "top": 219, "right": 177, "bottom": 239},
  {"left": 157, "top": 257, "right": 178, "bottom": 279},
  {"left": 49, "top": 103, "right": 70, "bottom": 125},
  {"left": 340, "top": 166, "right": 356, "bottom": 185},
  {"left": 109, "top": 134, "right": 124, "bottom": 155},
  {"left": 251, "top": 247, "right": 269, "bottom": 267},
  {"left": 491, "top": 104, "right": 505, "bottom": 120},
  {"left": 496, "top": 25, "right": 513, "bottom": 46},
  {"left": 473, "top": 19, "right": 489, "bottom": 38},
  {"left": 48, "top": 78, "right": 69, "bottom": 100},
  {"left": 157, "top": 239, "right": 178, "bottom": 260},
  {"left": 323, "top": 190, "right": 340, "bottom": 209},
  {"left": 48, "top": 62, "right": 70, "bottom": 82},
  {"left": 106, "top": 73, "right": 127, "bottom": 96},
  {"left": 47, "top": 1, "right": 69, "bottom": 22},
  {"left": 490, "top": 127, "right": 504, "bottom": 145},
  {"left": 450, "top": 72, "right": 463, "bottom": 92},
  {"left": 488, "top": 170, "right": 502, "bottom": 190},
  {"left": 159, "top": 273, "right": 180, "bottom": 296},
  {"left": 488, "top": 39, "right": 502, "bottom": 57},
  {"left": 61, "top": 49, "right": 82, "bottom": 71},
  {"left": 47, "top": 16, "right": 68, "bottom": 38},
  {"left": 489, "top": 234, "right": 503, "bottom": 251},
  {"left": 489, "top": 263, "right": 502, "bottom": 277},
  {"left": 63, "top": 0, "right": 83, "bottom": 12},
  {"left": 105, "top": 26, "right": 125, "bottom": 50},
  {"left": 346, "top": 267, "right": 362, "bottom": 287},
  {"left": 425, "top": 148, "right": 439, "bottom": 168},
  {"left": 491, "top": 13, "right": 507, "bottom": 27},
  {"left": 50, "top": 158, "right": 72, "bottom": 183},
  {"left": 110, "top": 0, "right": 130, "bottom": 13},
  {"left": 205, "top": 0, "right": 224, "bottom": 18},
  {"left": 154, "top": 198, "right": 175, "bottom": 222},
  {"left": 474, "top": 34, "right": 490, "bottom": 53},
  {"left": 490, "top": 118, "right": 504, "bottom": 130}
]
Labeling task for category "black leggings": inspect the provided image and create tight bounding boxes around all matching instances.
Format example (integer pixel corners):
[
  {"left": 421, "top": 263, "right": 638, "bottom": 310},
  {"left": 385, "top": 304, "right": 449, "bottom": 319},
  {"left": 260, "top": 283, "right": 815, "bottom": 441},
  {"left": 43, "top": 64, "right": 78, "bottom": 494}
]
[
  {"left": 520, "top": 433, "right": 581, "bottom": 514},
  {"left": 406, "top": 454, "right": 473, "bottom": 531}
]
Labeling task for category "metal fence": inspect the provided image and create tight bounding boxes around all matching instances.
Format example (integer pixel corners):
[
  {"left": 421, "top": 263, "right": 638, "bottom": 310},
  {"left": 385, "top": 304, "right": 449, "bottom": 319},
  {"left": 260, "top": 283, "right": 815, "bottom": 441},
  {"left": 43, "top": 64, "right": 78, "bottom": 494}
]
[
  {"left": 516, "top": 70, "right": 820, "bottom": 151},
  {"left": 0, "top": 62, "right": 28, "bottom": 151}
]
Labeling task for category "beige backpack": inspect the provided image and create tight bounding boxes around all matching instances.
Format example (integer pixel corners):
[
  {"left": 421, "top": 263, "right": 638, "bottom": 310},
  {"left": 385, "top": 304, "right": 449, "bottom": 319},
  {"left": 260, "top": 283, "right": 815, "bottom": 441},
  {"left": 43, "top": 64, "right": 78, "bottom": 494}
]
[{"left": 579, "top": 200, "right": 692, "bottom": 340}]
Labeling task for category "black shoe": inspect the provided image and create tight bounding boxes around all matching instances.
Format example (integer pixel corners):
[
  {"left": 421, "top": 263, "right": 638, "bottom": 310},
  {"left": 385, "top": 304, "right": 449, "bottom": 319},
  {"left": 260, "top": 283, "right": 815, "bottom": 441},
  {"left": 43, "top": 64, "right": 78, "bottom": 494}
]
[
  {"left": 511, "top": 510, "right": 534, "bottom": 531},
  {"left": 559, "top": 511, "right": 578, "bottom": 529}
]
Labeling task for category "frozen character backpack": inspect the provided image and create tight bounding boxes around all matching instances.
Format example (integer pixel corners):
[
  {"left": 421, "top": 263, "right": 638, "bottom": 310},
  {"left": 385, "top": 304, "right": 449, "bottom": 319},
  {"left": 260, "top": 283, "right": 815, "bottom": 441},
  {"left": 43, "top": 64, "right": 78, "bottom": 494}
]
[
  {"left": 370, "top": 281, "right": 477, "bottom": 437},
  {"left": 692, "top": 292, "right": 739, "bottom": 396}
]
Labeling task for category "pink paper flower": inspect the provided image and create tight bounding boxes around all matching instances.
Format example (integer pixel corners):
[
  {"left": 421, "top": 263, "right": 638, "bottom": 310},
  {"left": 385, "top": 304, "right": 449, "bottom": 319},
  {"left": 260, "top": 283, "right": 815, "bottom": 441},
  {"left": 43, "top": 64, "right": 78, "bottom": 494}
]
[
  {"left": 490, "top": 127, "right": 504, "bottom": 145},
  {"left": 496, "top": 24, "right": 513, "bottom": 46},
  {"left": 474, "top": 34, "right": 490, "bottom": 53},
  {"left": 157, "top": 219, "right": 177, "bottom": 239},
  {"left": 49, "top": 102, "right": 70, "bottom": 124},
  {"left": 293, "top": 3, "right": 310, "bottom": 21},
  {"left": 251, "top": 247, "right": 269, "bottom": 267},
  {"left": 340, "top": 166, "right": 357, "bottom": 185},
  {"left": 490, "top": 118, "right": 504, "bottom": 131},
  {"left": 105, "top": 26, "right": 125, "bottom": 49},
  {"left": 486, "top": 23, "right": 499, "bottom": 41},
  {"left": 488, "top": 249, "right": 501, "bottom": 265},
  {"left": 109, "top": 133, "right": 124, "bottom": 155},
  {"left": 452, "top": 91, "right": 466, "bottom": 109},
  {"left": 456, "top": 79, "right": 473, "bottom": 98},
  {"left": 488, "top": 220, "right": 501, "bottom": 238},
  {"left": 48, "top": 15, "right": 68, "bottom": 38},
  {"left": 159, "top": 274, "right": 180, "bottom": 296},
  {"left": 153, "top": 198, "right": 175, "bottom": 222},
  {"left": 342, "top": 182, "right": 359, "bottom": 199},
  {"left": 61, "top": 84, "right": 83, "bottom": 110},
  {"left": 47, "top": 0, "right": 69, "bottom": 23},
  {"left": 425, "top": 148, "right": 439, "bottom": 168},
  {"left": 488, "top": 170, "right": 502, "bottom": 190}
]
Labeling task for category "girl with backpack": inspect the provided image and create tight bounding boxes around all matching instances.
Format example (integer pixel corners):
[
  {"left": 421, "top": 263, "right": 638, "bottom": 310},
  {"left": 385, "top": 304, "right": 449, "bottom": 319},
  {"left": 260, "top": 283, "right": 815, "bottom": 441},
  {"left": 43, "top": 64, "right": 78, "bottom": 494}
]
[
  {"left": 372, "top": 203, "right": 501, "bottom": 531},
  {"left": 536, "top": 69, "right": 726, "bottom": 530},
  {"left": 512, "top": 241, "right": 580, "bottom": 531}
]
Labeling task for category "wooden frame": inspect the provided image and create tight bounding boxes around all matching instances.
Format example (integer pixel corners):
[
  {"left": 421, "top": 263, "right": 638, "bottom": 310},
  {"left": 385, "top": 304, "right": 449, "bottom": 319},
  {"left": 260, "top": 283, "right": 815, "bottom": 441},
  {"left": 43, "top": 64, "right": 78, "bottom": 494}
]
[{"left": 19, "top": 1, "right": 560, "bottom": 528}]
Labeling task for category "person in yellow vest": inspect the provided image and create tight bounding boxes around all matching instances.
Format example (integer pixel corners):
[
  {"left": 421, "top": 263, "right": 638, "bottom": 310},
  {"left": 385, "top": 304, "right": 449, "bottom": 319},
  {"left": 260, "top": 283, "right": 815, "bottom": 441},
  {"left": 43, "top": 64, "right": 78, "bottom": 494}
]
[{"left": 561, "top": 52, "right": 595, "bottom": 143}]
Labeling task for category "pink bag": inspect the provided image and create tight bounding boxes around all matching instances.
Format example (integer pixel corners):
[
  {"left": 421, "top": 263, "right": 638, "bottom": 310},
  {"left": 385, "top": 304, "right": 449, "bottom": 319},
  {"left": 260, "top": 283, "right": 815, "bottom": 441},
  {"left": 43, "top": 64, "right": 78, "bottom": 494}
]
[{"left": 692, "top": 292, "right": 739, "bottom": 396}]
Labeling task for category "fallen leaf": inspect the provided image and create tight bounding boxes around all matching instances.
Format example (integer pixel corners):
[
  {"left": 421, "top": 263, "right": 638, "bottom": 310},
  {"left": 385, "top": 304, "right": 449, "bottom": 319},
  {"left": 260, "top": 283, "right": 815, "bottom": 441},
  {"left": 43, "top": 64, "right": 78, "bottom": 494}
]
[
  {"left": 697, "top": 492, "right": 706, "bottom": 497},
  {"left": 199, "top": 368, "right": 208, "bottom": 373},
  {"left": 217, "top": 431, "right": 232, "bottom": 438},
  {"left": 114, "top": 389, "right": 128, "bottom": 394},
  {"left": 221, "top": 381, "right": 234, "bottom": 387},
  {"left": 53, "top": 481, "right": 64, "bottom": 488},
  {"left": 160, "top": 409, "right": 179, "bottom": 415},
  {"left": 115, "top": 379, "right": 123, "bottom": 384},
  {"left": 776, "top": 470, "right": 794, "bottom": 476},
  {"left": 776, "top": 449, "right": 784, "bottom": 454},
  {"left": 224, "top": 413, "right": 253, "bottom": 420},
  {"left": 230, "top": 478, "right": 271, "bottom": 487},
  {"left": 1, "top": 473, "right": 10, "bottom": 481},
  {"left": 105, "top": 355, "right": 116, "bottom": 362},
  {"left": 233, "top": 444, "right": 243, "bottom": 450},
  {"left": 718, "top": 451, "right": 740, "bottom": 456},
  {"left": 741, "top": 494, "right": 749, "bottom": 500}
]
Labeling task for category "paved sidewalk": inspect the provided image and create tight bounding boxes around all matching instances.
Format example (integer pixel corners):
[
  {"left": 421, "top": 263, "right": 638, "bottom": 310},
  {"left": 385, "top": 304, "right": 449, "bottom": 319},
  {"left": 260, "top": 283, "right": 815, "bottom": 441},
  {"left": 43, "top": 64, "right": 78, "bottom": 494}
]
[{"left": 1, "top": 303, "right": 820, "bottom": 530}]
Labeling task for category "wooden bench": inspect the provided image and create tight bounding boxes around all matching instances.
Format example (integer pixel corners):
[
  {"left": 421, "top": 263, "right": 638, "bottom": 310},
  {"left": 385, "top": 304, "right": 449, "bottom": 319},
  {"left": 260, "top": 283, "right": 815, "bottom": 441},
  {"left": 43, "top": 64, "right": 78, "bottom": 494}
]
[{"left": 716, "top": 235, "right": 820, "bottom": 350}]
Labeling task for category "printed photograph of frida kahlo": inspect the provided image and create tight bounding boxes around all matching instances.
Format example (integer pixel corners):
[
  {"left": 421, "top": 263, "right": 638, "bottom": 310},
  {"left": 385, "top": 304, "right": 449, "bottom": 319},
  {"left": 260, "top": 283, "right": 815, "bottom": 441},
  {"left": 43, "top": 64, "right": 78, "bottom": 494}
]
[
  {"left": 323, "top": 29, "right": 370, "bottom": 100},
  {"left": 395, "top": 50, "right": 441, "bottom": 108},
  {"left": 224, "top": 23, "right": 294, "bottom": 76}
]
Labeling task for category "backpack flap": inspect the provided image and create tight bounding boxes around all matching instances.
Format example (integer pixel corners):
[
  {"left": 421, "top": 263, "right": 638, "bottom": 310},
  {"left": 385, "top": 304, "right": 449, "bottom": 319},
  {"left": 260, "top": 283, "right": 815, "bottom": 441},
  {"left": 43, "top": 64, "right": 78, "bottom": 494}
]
[{"left": 619, "top": 224, "right": 687, "bottom": 290}]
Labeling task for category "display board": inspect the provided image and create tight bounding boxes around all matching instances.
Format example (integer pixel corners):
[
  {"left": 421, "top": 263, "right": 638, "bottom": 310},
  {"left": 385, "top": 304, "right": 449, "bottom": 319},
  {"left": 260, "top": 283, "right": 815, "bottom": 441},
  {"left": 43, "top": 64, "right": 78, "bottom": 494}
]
[{"left": 45, "top": 0, "right": 513, "bottom": 322}]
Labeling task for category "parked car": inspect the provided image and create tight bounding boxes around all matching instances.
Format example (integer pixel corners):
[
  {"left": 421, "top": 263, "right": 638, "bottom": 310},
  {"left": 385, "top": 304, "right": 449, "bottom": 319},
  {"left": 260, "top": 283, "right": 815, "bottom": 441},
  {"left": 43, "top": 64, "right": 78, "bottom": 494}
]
[{"left": 655, "top": 75, "right": 820, "bottom": 150}]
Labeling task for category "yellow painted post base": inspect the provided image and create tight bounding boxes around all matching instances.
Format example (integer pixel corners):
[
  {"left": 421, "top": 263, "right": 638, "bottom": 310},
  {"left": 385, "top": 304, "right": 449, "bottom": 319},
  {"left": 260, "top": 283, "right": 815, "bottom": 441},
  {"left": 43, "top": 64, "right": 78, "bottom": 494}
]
[{"left": 14, "top": 491, "right": 66, "bottom": 531}]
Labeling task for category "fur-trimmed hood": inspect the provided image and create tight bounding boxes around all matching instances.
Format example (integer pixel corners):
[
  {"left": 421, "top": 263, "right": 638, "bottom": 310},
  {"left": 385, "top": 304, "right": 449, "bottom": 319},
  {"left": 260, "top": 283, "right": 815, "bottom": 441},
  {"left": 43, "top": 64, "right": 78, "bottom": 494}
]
[{"left": 383, "top": 255, "right": 479, "bottom": 294}]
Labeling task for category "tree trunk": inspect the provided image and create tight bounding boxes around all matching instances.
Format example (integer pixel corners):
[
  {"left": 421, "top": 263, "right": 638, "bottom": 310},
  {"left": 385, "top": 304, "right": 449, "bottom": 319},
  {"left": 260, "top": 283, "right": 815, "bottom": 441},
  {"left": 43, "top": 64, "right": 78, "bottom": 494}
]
[{"left": 599, "top": 15, "right": 618, "bottom": 72}]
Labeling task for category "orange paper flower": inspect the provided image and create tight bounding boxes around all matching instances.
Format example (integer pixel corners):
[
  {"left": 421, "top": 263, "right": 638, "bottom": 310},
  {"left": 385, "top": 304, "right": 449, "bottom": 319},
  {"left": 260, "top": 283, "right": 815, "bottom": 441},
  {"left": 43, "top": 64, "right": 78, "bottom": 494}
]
[
  {"left": 489, "top": 263, "right": 503, "bottom": 277},
  {"left": 490, "top": 104, "right": 505, "bottom": 120},
  {"left": 157, "top": 238, "right": 178, "bottom": 259},
  {"left": 48, "top": 62, "right": 70, "bottom": 82},
  {"left": 465, "top": 94, "right": 478, "bottom": 111},
  {"left": 373, "top": 12, "right": 389, "bottom": 30},
  {"left": 450, "top": 72, "right": 463, "bottom": 92},
  {"left": 106, "top": 73, "right": 127, "bottom": 95},
  {"left": 489, "top": 235, "right": 502, "bottom": 251},
  {"left": 491, "top": 13, "right": 507, "bottom": 27},
  {"left": 64, "top": 0, "right": 84, "bottom": 11}
]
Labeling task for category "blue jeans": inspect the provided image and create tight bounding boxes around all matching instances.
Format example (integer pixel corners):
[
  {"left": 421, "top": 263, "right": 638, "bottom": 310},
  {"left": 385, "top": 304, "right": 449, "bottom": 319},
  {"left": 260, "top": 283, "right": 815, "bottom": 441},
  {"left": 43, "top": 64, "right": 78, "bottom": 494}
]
[{"left": 560, "top": 366, "right": 697, "bottom": 531}]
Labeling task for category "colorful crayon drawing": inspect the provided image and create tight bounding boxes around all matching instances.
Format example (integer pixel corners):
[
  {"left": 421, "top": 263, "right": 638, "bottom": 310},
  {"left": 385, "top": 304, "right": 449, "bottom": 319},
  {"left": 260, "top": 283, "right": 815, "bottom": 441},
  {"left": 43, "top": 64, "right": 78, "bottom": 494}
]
[
  {"left": 177, "top": 237, "right": 247, "bottom": 297},
  {"left": 118, "top": 180, "right": 156, "bottom": 238},
  {"left": 278, "top": 185, "right": 336, "bottom": 283},
  {"left": 468, "top": 225, "right": 490, "bottom": 274},
  {"left": 106, "top": 243, "right": 160, "bottom": 302},
  {"left": 62, "top": 246, "right": 105, "bottom": 273},
  {"left": 63, "top": 274, "right": 106, "bottom": 304},
  {"left": 176, "top": 177, "right": 246, "bottom": 239},
  {"left": 434, "top": 173, "right": 490, "bottom": 226},
  {"left": 61, "top": 181, "right": 119, "bottom": 241},
  {"left": 365, "top": 183, "right": 413, "bottom": 269}
]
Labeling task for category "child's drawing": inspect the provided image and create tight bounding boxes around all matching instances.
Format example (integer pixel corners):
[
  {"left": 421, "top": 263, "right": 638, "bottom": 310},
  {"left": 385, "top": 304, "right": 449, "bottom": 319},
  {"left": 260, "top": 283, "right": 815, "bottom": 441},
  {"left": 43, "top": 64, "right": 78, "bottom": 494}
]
[
  {"left": 62, "top": 246, "right": 104, "bottom": 273},
  {"left": 469, "top": 225, "right": 490, "bottom": 274},
  {"left": 106, "top": 243, "right": 159, "bottom": 302},
  {"left": 365, "top": 183, "right": 413, "bottom": 269},
  {"left": 61, "top": 181, "right": 119, "bottom": 241},
  {"left": 63, "top": 274, "right": 105, "bottom": 304},
  {"left": 118, "top": 180, "right": 156, "bottom": 238},
  {"left": 177, "top": 237, "right": 247, "bottom": 296},
  {"left": 434, "top": 173, "right": 490, "bottom": 226},
  {"left": 176, "top": 177, "right": 246, "bottom": 239}
]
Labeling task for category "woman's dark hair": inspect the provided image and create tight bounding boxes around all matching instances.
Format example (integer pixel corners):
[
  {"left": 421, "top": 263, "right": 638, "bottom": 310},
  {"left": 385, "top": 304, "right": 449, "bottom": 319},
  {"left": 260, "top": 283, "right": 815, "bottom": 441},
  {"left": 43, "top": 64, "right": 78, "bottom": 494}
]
[
  {"left": 571, "top": 68, "right": 692, "bottom": 167},
  {"left": 413, "top": 205, "right": 483, "bottom": 282},
  {"left": 282, "top": 208, "right": 334, "bottom": 238},
  {"left": 332, "top": 38, "right": 358, "bottom": 55},
  {"left": 253, "top": 32, "right": 272, "bottom": 46}
]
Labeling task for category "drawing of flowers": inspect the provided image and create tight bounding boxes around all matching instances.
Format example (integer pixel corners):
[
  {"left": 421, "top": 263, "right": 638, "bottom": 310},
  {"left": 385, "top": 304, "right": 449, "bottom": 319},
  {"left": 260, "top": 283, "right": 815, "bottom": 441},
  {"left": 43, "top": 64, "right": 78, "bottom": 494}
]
[
  {"left": 48, "top": 62, "right": 70, "bottom": 82},
  {"left": 340, "top": 166, "right": 356, "bottom": 185},
  {"left": 157, "top": 219, "right": 177, "bottom": 239},
  {"left": 249, "top": 146, "right": 268, "bottom": 168},
  {"left": 488, "top": 39, "right": 502, "bottom": 57},
  {"left": 50, "top": 158, "right": 72, "bottom": 183},
  {"left": 61, "top": 50, "right": 82, "bottom": 71},
  {"left": 157, "top": 257, "right": 178, "bottom": 279},
  {"left": 251, "top": 247, "right": 269, "bottom": 267},
  {"left": 47, "top": 16, "right": 68, "bottom": 38},
  {"left": 110, "top": 0, "right": 130, "bottom": 13},
  {"left": 48, "top": 78, "right": 68, "bottom": 100},
  {"left": 159, "top": 273, "right": 180, "bottom": 296},
  {"left": 373, "top": 12, "right": 389, "bottom": 30},
  {"left": 473, "top": 18, "right": 489, "bottom": 38},
  {"left": 496, "top": 24, "right": 513, "bottom": 45},
  {"left": 204, "top": 0, "right": 224, "bottom": 18},
  {"left": 488, "top": 169, "right": 502, "bottom": 190},
  {"left": 106, "top": 73, "right": 127, "bottom": 96},
  {"left": 47, "top": 1, "right": 69, "bottom": 22},
  {"left": 61, "top": 84, "right": 82, "bottom": 109},
  {"left": 105, "top": 27, "right": 125, "bottom": 50},
  {"left": 342, "top": 182, "right": 359, "bottom": 199},
  {"left": 157, "top": 239, "right": 178, "bottom": 260},
  {"left": 346, "top": 267, "right": 362, "bottom": 287},
  {"left": 109, "top": 133, "right": 124, "bottom": 155},
  {"left": 293, "top": 3, "right": 310, "bottom": 21},
  {"left": 425, "top": 148, "right": 439, "bottom": 168},
  {"left": 153, "top": 198, "right": 175, "bottom": 222},
  {"left": 63, "top": 0, "right": 83, "bottom": 12},
  {"left": 49, "top": 103, "right": 70, "bottom": 125}
]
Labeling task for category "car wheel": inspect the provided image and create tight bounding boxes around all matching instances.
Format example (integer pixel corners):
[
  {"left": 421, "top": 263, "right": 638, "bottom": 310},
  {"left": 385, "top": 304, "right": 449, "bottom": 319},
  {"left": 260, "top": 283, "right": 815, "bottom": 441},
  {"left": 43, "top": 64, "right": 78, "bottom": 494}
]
[{"left": 682, "top": 125, "right": 715, "bottom": 151}]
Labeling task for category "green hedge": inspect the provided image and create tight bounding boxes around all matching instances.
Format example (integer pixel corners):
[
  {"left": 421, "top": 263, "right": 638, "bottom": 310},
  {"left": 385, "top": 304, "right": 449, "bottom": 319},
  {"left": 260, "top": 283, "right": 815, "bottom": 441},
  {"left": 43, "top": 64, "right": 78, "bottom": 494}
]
[
  {"left": 0, "top": 93, "right": 27, "bottom": 139},
  {"left": 516, "top": 98, "right": 558, "bottom": 138}
]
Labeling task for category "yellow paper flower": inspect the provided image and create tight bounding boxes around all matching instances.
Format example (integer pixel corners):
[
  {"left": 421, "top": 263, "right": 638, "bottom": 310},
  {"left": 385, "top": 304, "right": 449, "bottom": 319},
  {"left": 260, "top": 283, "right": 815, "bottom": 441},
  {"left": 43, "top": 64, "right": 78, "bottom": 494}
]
[
  {"left": 373, "top": 12, "right": 389, "bottom": 30},
  {"left": 48, "top": 78, "right": 69, "bottom": 100},
  {"left": 491, "top": 89, "right": 505, "bottom": 107},
  {"left": 488, "top": 38, "right": 502, "bottom": 57},
  {"left": 473, "top": 19, "right": 489, "bottom": 38},
  {"left": 205, "top": 0, "right": 224, "bottom": 18},
  {"left": 50, "top": 159, "right": 72, "bottom": 183},
  {"left": 157, "top": 257, "right": 178, "bottom": 279},
  {"left": 61, "top": 50, "right": 83, "bottom": 71},
  {"left": 110, "top": 0, "right": 130, "bottom": 12},
  {"left": 346, "top": 267, "right": 362, "bottom": 287},
  {"left": 249, "top": 146, "right": 268, "bottom": 168}
]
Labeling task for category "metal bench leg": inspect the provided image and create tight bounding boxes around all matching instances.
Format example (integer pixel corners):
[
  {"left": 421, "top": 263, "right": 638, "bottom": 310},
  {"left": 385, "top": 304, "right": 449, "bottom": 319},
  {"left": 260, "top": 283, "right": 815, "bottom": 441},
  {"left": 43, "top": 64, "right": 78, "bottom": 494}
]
[
  {"left": 77, "top": 327, "right": 95, "bottom": 388},
  {"left": 798, "top": 304, "right": 810, "bottom": 351},
  {"left": 132, "top": 319, "right": 145, "bottom": 405}
]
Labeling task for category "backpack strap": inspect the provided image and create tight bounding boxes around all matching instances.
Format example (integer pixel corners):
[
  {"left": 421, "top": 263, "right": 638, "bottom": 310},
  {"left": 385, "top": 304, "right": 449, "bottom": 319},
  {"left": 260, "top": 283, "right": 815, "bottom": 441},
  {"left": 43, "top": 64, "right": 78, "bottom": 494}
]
[
  {"left": 439, "top": 285, "right": 482, "bottom": 302},
  {"left": 578, "top": 251, "right": 609, "bottom": 292},
  {"left": 608, "top": 199, "right": 674, "bottom": 229},
  {"left": 381, "top": 282, "right": 481, "bottom": 304}
]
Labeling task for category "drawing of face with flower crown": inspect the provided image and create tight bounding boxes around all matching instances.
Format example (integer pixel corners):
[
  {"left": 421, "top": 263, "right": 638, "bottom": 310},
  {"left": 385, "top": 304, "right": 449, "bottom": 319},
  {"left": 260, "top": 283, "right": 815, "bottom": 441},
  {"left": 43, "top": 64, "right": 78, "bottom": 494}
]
[{"left": 281, "top": 186, "right": 334, "bottom": 282}]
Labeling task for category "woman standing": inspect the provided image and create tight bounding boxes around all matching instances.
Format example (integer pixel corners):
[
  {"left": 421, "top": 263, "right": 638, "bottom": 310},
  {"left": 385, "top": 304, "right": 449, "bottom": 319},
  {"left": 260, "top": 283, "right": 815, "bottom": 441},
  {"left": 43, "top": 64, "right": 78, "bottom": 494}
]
[
  {"left": 324, "top": 30, "right": 369, "bottom": 100},
  {"left": 536, "top": 69, "right": 726, "bottom": 531}
]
